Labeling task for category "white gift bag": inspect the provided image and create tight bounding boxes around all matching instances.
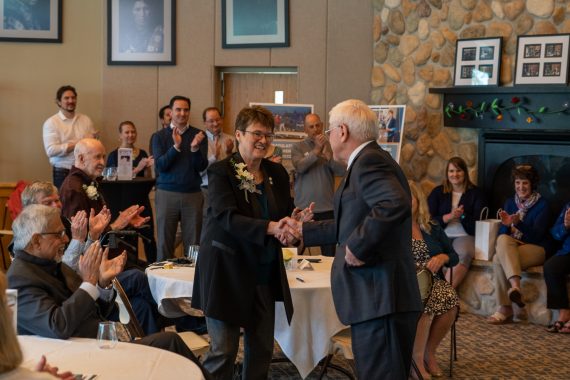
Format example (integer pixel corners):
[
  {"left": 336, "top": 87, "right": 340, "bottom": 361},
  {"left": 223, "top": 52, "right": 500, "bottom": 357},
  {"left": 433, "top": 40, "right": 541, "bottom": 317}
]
[{"left": 474, "top": 207, "right": 501, "bottom": 261}]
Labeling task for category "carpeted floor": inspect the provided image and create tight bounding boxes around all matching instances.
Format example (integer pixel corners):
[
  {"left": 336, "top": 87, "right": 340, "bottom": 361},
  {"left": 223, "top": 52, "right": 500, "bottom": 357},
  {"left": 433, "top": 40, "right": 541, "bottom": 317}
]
[{"left": 265, "top": 312, "right": 570, "bottom": 379}]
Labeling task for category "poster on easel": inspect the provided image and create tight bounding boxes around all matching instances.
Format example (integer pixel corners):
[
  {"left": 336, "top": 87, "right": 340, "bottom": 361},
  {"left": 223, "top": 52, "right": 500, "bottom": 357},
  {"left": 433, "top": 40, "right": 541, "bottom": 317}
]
[
  {"left": 249, "top": 102, "right": 314, "bottom": 175},
  {"left": 368, "top": 105, "right": 406, "bottom": 163},
  {"left": 117, "top": 147, "right": 133, "bottom": 180}
]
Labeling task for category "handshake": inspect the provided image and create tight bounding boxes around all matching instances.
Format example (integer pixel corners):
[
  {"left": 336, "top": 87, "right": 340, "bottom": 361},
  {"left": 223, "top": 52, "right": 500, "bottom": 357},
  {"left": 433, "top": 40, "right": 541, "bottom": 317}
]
[{"left": 268, "top": 202, "right": 315, "bottom": 246}]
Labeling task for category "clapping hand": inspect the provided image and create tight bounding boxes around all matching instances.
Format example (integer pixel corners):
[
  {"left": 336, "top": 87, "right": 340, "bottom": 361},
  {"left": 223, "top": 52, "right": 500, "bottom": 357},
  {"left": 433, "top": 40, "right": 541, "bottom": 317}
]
[
  {"left": 292, "top": 202, "right": 315, "bottom": 222},
  {"left": 111, "top": 205, "right": 150, "bottom": 230},
  {"left": 78, "top": 240, "right": 104, "bottom": 286},
  {"left": 34, "top": 355, "right": 75, "bottom": 380},
  {"left": 70, "top": 210, "right": 88, "bottom": 241},
  {"left": 89, "top": 207, "right": 111, "bottom": 240},
  {"left": 172, "top": 128, "right": 182, "bottom": 149},
  {"left": 564, "top": 208, "right": 570, "bottom": 229},
  {"left": 99, "top": 248, "right": 126, "bottom": 288},
  {"left": 499, "top": 210, "right": 520, "bottom": 226},
  {"left": 191, "top": 131, "right": 206, "bottom": 151}
]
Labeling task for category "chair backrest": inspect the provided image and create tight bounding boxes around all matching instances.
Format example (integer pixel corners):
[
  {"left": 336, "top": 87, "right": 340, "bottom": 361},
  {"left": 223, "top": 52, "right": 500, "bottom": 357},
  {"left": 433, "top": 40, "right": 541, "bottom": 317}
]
[
  {"left": 112, "top": 277, "right": 145, "bottom": 339},
  {"left": 416, "top": 268, "right": 433, "bottom": 306}
]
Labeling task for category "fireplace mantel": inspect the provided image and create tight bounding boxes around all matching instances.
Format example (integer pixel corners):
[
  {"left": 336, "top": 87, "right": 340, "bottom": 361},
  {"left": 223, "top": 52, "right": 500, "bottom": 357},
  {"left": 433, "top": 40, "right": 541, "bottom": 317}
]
[{"left": 429, "top": 86, "right": 570, "bottom": 130}]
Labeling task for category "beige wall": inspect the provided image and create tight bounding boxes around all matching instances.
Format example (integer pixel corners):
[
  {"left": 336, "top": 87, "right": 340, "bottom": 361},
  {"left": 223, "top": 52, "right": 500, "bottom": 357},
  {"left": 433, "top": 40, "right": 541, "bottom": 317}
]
[{"left": 0, "top": 0, "right": 372, "bottom": 183}]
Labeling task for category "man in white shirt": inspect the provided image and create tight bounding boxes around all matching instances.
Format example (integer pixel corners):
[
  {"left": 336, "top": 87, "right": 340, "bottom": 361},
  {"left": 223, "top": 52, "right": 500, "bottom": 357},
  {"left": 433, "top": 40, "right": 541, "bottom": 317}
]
[
  {"left": 200, "top": 107, "right": 234, "bottom": 216},
  {"left": 42, "top": 85, "right": 97, "bottom": 189}
]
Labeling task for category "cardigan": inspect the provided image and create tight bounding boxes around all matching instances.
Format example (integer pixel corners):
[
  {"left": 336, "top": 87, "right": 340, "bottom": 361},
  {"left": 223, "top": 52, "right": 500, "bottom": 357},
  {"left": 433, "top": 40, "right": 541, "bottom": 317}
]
[
  {"left": 428, "top": 185, "right": 487, "bottom": 236},
  {"left": 551, "top": 202, "right": 570, "bottom": 256},
  {"left": 420, "top": 222, "right": 460, "bottom": 278}
]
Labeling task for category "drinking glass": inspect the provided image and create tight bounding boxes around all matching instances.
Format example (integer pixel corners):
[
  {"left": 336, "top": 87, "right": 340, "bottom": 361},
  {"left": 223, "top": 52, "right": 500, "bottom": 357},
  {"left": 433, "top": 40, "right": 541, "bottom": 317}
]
[
  {"left": 97, "top": 321, "right": 118, "bottom": 349},
  {"left": 186, "top": 245, "right": 200, "bottom": 265},
  {"left": 103, "top": 167, "right": 117, "bottom": 181}
]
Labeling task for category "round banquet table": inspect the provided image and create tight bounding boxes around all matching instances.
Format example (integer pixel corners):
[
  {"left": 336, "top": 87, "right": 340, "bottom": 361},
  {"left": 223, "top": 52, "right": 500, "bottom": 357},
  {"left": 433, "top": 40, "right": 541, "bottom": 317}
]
[
  {"left": 146, "top": 256, "right": 347, "bottom": 379},
  {"left": 18, "top": 335, "right": 205, "bottom": 380}
]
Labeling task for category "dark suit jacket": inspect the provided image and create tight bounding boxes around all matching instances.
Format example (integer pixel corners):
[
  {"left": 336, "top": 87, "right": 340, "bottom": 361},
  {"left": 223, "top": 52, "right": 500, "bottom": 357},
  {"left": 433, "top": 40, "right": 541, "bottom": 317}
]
[
  {"left": 192, "top": 153, "right": 294, "bottom": 327},
  {"left": 7, "top": 250, "right": 116, "bottom": 339},
  {"left": 303, "top": 142, "right": 422, "bottom": 325},
  {"left": 60, "top": 166, "right": 105, "bottom": 219}
]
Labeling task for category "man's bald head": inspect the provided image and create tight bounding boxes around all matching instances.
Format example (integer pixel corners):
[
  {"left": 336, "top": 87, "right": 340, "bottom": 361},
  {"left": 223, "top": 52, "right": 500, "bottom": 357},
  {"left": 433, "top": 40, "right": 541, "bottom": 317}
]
[{"left": 74, "top": 138, "right": 106, "bottom": 179}]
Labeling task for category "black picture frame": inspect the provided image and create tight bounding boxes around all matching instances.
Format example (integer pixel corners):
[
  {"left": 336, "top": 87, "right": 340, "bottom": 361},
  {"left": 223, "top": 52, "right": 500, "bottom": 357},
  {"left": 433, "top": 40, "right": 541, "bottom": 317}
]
[
  {"left": 107, "top": 0, "right": 175, "bottom": 65},
  {"left": 453, "top": 37, "right": 502, "bottom": 86},
  {"left": 514, "top": 34, "right": 570, "bottom": 86},
  {"left": 222, "top": 0, "right": 289, "bottom": 49},
  {"left": 0, "top": 0, "right": 62, "bottom": 43}
]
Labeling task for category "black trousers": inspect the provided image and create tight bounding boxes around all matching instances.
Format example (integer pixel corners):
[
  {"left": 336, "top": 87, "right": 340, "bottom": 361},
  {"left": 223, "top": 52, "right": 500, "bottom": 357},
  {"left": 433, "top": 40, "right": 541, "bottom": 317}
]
[
  {"left": 351, "top": 311, "right": 420, "bottom": 380},
  {"left": 53, "top": 167, "right": 70, "bottom": 190},
  {"left": 544, "top": 254, "right": 570, "bottom": 309}
]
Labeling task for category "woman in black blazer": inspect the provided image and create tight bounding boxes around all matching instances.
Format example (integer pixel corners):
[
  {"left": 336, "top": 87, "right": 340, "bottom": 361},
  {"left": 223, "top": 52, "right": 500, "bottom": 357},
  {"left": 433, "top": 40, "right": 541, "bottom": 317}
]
[
  {"left": 428, "top": 156, "right": 487, "bottom": 288},
  {"left": 192, "top": 106, "right": 300, "bottom": 380}
]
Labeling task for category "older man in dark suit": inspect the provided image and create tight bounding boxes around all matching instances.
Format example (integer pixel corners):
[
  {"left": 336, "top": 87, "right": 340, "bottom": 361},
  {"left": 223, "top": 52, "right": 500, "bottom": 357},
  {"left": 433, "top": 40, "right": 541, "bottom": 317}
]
[
  {"left": 296, "top": 99, "right": 422, "bottom": 379},
  {"left": 6, "top": 204, "right": 209, "bottom": 378}
]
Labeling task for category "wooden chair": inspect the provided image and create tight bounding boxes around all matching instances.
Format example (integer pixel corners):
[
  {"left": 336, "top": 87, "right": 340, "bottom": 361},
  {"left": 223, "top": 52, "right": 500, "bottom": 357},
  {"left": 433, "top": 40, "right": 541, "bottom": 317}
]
[
  {"left": 317, "top": 328, "right": 355, "bottom": 379},
  {"left": 112, "top": 277, "right": 210, "bottom": 357}
]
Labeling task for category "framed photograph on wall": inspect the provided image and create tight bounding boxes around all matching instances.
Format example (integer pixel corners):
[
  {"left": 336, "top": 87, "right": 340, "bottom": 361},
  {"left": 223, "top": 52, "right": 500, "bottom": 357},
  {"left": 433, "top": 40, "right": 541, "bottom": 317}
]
[
  {"left": 369, "top": 105, "right": 406, "bottom": 163},
  {"left": 222, "top": 0, "right": 289, "bottom": 48},
  {"left": 107, "top": 0, "right": 175, "bottom": 65},
  {"left": 0, "top": 0, "right": 61, "bottom": 42},
  {"left": 453, "top": 37, "right": 502, "bottom": 86},
  {"left": 514, "top": 34, "right": 570, "bottom": 85}
]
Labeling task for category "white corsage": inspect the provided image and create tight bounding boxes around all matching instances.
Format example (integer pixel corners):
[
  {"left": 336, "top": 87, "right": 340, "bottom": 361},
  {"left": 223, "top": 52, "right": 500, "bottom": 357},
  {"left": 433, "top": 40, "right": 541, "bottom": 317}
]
[
  {"left": 82, "top": 182, "right": 99, "bottom": 200},
  {"left": 231, "top": 159, "right": 261, "bottom": 203}
]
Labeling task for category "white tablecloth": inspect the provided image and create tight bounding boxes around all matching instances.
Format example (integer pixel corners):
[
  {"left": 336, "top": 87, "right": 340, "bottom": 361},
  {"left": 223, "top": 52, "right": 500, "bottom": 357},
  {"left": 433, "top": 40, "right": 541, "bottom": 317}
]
[
  {"left": 19, "top": 335, "right": 205, "bottom": 380},
  {"left": 274, "top": 256, "right": 347, "bottom": 379},
  {"left": 146, "top": 256, "right": 346, "bottom": 379},
  {"left": 146, "top": 266, "right": 201, "bottom": 317}
]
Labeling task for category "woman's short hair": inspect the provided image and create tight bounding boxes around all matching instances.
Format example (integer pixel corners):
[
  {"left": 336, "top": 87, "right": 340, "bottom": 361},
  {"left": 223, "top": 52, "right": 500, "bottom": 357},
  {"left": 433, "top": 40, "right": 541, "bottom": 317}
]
[
  {"left": 511, "top": 164, "right": 540, "bottom": 190},
  {"left": 12, "top": 205, "right": 60, "bottom": 251},
  {"left": 21, "top": 181, "right": 57, "bottom": 208},
  {"left": 0, "top": 272, "right": 23, "bottom": 373},
  {"left": 442, "top": 156, "right": 475, "bottom": 193},
  {"left": 328, "top": 99, "right": 378, "bottom": 142},
  {"left": 409, "top": 180, "right": 433, "bottom": 234},
  {"left": 234, "top": 105, "right": 275, "bottom": 133}
]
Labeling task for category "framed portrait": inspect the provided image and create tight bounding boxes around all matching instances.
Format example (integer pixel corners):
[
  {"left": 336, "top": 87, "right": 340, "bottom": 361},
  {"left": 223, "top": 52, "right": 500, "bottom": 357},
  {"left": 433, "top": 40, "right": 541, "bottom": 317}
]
[
  {"left": 453, "top": 37, "right": 502, "bottom": 86},
  {"left": 107, "top": 0, "right": 175, "bottom": 65},
  {"left": 249, "top": 102, "right": 313, "bottom": 174},
  {"left": 368, "top": 105, "right": 406, "bottom": 163},
  {"left": 0, "top": 0, "right": 61, "bottom": 43},
  {"left": 222, "top": 0, "right": 289, "bottom": 48},
  {"left": 514, "top": 34, "right": 570, "bottom": 85}
]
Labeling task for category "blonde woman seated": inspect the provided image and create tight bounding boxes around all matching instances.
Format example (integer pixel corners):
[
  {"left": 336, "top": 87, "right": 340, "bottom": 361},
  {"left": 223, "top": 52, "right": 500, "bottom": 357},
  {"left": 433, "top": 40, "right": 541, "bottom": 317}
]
[
  {"left": 410, "top": 181, "right": 459, "bottom": 379},
  {"left": 0, "top": 272, "right": 73, "bottom": 380}
]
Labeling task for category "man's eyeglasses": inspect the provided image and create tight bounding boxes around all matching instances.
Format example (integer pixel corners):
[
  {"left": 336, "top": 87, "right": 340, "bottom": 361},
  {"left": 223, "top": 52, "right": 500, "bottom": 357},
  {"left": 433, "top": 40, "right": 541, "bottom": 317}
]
[
  {"left": 324, "top": 124, "right": 342, "bottom": 136},
  {"left": 243, "top": 130, "right": 275, "bottom": 140},
  {"left": 40, "top": 230, "right": 67, "bottom": 238}
]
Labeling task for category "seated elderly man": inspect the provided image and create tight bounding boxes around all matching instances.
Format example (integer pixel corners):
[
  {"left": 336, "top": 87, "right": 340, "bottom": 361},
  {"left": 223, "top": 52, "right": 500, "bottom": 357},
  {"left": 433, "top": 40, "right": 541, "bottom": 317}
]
[
  {"left": 59, "top": 138, "right": 150, "bottom": 264},
  {"left": 17, "top": 181, "right": 162, "bottom": 335},
  {"left": 6, "top": 205, "right": 209, "bottom": 378}
]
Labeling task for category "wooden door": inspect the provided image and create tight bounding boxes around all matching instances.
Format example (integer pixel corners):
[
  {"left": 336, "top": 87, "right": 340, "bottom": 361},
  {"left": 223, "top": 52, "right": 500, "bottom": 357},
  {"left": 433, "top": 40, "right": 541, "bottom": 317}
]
[{"left": 218, "top": 71, "right": 298, "bottom": 133}]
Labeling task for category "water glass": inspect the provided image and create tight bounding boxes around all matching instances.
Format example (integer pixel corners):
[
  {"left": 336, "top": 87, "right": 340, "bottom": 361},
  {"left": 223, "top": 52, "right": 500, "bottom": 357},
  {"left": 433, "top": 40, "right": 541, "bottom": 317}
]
[
  {"left": 186, "top": 245, "right": 200, "bottom": 265},
  {"left": 97, "top": 321, "right": 118, "bottom": 349},
  {"left": 6, "top": 289, "right": 17, "bottom": 333},
  {"left": 103, "top": 167, "right": 117, "bottom": 181}
]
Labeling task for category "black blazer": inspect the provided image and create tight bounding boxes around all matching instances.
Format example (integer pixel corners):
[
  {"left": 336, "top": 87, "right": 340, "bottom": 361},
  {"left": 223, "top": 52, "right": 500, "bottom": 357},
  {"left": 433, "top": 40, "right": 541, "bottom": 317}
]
[
  {"left": 192, "top": 153, "right": 294, "bottom": 327},
  {"left": 303, "top": 142, "right": 422, "bottom": 325},
  {"left": 7, "top": 250, "right": 116, "bottom": 339}
]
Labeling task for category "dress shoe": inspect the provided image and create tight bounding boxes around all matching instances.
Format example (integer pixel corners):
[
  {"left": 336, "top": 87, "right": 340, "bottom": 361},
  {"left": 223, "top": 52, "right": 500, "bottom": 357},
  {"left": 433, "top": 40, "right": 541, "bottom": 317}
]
[{"left": 508, "top": 287, "right": 525, "bottom": 308}]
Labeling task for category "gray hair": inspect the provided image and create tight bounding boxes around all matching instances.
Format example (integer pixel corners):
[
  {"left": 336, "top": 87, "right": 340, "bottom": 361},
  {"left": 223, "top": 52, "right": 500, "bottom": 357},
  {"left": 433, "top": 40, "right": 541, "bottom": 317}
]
[
  {"left": 12, "top": 205, "right": 60, "bottom": 251},
  {"left": 329, "top": 99, "right": 378, "bottom": 142},
  {"left": 21, "top": 181, "right": 58, "bottom": 208}
]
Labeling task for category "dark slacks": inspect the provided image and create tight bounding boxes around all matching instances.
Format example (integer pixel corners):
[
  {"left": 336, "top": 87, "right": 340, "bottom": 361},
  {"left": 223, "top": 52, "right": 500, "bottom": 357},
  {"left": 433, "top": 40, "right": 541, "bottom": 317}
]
[
  {"left": 544, "top": 254, "right": 570, "bottom": 309},
  {"left": 351, "top": 311, "right": 420, "bottom": 380},
  {"left": 135, "top": 331, "right": 211, "bottom": 379},
  {"left": 203, "top": 285, "right": 275, "bottom": 380},
  {"left": 53, "top": 167, "right": 70, "bottom": 190}
]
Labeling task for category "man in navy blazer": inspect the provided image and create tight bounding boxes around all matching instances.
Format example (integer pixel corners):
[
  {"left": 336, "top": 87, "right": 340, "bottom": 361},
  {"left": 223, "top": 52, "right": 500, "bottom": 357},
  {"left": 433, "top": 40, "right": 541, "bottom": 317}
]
[{"left": 299, "top": 99, "right": 422, "bottom": 379}]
